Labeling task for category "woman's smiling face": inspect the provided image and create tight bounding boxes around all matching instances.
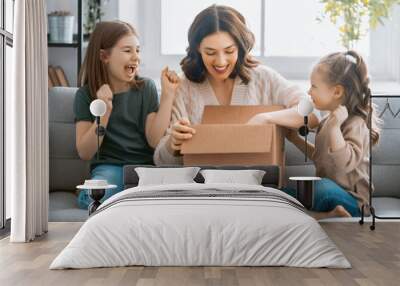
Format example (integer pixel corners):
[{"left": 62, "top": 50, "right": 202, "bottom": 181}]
[{"left": 198, "top": 31, "right": 238, "bottom": 81}]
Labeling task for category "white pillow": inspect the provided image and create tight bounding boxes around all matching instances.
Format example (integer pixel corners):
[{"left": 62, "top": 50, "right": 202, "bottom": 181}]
[
  {"left": 135, "top": 167, "right": 201, "bottom": 186},
  {"left": 200, "top": 169, "right": 266, "bottom": 185}
]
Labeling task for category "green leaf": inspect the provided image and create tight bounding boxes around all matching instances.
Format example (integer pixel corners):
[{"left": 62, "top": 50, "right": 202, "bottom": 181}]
[{"left": 318, "top": 0, "right": 400, "bottom": 49}]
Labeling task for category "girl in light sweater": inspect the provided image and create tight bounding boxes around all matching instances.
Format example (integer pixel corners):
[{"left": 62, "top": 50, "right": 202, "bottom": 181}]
[{"left": 286, "top": 50, "right": 381, "bottom": 219}]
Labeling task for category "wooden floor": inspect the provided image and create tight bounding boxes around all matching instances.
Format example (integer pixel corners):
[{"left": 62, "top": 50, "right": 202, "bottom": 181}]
[{"left": 0, "top": 222, "right": 399, "bottom": 286}]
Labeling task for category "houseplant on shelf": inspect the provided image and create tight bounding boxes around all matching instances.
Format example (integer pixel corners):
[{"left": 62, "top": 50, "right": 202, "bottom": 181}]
[
  {"left": 319, "top": 0, "right": 400, "bottom": 49},
  {"left": 84, "top": 0, "right": 103, "bottom": 40},
  {"left": 48, "top": 10, "right": 74, "bottom": 44}
]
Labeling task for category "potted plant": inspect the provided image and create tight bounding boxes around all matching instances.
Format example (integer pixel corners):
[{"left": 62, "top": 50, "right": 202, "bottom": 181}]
[
  {"left": 48, "top": 10, "right": 75, "bottom": 44},
  {"left": 319, "top": 0, "right": 400, "bottom": 49},
  {"left": 84, "top": 0, "right": 103, "bottom": 40}
]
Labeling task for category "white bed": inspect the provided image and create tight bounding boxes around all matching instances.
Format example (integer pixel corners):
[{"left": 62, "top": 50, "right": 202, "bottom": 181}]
[{"left": 50, "top": 183, "right": 351, "bottom": 269}]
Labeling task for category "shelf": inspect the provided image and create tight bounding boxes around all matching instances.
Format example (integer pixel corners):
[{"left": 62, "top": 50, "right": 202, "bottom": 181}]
[
  {"left": 46, "top": 0, "right": 83, "bottom": 80},
  {"left": 47, "top": 33, "right": 82, "bottom": 48},
  {"left": 48, "top": 42, "right": 80, "bottom": 48}
]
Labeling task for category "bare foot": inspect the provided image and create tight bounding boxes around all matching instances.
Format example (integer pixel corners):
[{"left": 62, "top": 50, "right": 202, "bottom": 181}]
[
  {"left": 310, "top": 205, "right": 352, "bottom": 220},
  {"left": 332, "top": 205, "right": 351, "bottom": 218}
]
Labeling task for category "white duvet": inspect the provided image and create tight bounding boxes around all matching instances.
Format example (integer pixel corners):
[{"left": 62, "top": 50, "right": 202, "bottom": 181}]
[{"left": 50, "top": 183, "right": 351, "bottom": 269}]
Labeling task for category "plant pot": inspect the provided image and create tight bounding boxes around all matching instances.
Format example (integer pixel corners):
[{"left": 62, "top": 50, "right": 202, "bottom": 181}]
[{"left": 48, "top": 15, "right": 75, "bottom": 43}]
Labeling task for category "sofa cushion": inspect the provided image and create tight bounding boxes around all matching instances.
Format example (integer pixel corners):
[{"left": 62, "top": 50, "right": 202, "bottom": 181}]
[
  {"left": 285, "top": 136, "right": 316, "bottom": 189},
  {"left": 372, "top": 129, "right": 400, "bottom": 165},
  {"left": 49, "top": 87, "right": 77, "bottom": 122},
  {"left": 371, "top": 98, "right": 400, "bottom": 197},
  {"left": 372, "top": 197, "right": 400, "bottom": 217},
  {"left": 373, "top": 98, "right": 400, "bottom": 129},
  {"left": 49, "top": 191, "right": 88, "bottom": 222},
  {"left": 285, "top": 133, "right": 316, "bottom": 165},
  {"left": 50, "top": 159, "right": 90, "bottom": 191},
  {"left": 49, "top": 87, "right": 90, "bottom": 191}
]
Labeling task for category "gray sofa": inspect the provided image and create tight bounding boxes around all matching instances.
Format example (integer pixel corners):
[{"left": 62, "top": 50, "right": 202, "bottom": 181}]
[
  {"left": 49, "top": 87, "right": 89, "bottom": 221},
  {"left": 49, "top": 87, "right": 400, "bottom": 221}
]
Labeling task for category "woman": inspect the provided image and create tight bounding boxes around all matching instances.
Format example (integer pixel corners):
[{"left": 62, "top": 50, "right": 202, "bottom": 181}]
[{"left": 154, "top": 5, "right": 318, "bottom": 165}]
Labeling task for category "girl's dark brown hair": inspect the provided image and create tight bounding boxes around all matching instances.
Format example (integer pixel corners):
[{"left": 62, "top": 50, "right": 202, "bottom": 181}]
[
  {"left": 78, "top": 21, "right": 143, "bottom": 100},
  {"left": 316, "top": 50, "right": 381, "bottom": 145},
  {"left": 180, "top": 5, "right": 258, "bottom": 84}
]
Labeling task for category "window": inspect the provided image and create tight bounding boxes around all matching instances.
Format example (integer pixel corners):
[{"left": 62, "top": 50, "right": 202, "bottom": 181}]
[
  {"left": 1, "top": 0, "right": 14, "bottom": 230},
  {"left": 161, "top": 0, "right": 262, "bottom": 55},
  {"left": 161, "top": 0, "right": 369, "bottom": 57},
  {"left": 5, "top": 0, "right": 13, "bottom": 33},
  {"left": 264, "top": 0, "right": 369, "bottom": 57},
  {"left": 4, "top": 44, "right": 11, "bottom": 222},
  {"left": 139, "top": 0, "right": 399, "bottom": 80}
]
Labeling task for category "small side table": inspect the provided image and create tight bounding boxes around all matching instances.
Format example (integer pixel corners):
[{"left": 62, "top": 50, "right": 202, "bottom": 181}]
[
  {"left": 77, "top": 180, "right": 117, "bottom": 215},
  {"left": 289, "top": 176, "right": 321, "bottom": 209}
]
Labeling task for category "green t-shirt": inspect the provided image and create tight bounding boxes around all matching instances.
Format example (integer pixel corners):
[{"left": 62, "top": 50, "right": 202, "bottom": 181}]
[{"left": 73, "top": 78, "right": 159, "bottom": 168}]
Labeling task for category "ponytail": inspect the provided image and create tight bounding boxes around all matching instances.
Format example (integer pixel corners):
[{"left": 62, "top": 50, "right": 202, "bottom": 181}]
[{"left": 317, "top": 50, "right": 381, "bottom": 146}]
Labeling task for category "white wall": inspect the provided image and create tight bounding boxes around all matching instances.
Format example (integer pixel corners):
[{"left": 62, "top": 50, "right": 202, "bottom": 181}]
[
  {"left": 115, "top": 0, "right": 165, "bottom": 82},
  {"left": 118, "top": 0, "right": 140, "bottom": 29},
  {"left": 135, "top": 0, "right": 181, "bottom": 83},
  {"left": 369, "top": 6, "right": 400, "bottom": 81}
]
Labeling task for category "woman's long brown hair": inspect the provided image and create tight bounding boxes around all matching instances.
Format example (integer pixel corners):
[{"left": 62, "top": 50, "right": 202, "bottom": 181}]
[{"left": 78, "top": 21, "right": 143, "bottom": 100}]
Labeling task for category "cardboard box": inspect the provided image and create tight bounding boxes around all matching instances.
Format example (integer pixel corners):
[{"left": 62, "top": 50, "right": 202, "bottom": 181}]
[{"left": 181, "top": 105, "right": 285, "bottom": 185}]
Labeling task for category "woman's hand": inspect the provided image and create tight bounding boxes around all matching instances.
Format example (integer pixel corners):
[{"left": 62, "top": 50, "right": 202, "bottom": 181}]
[
  {"left": 328, "top": 105, "right": 348, "bottom": 126},
  {"left": 168, "top": 118, "right": 196, "bottom": 153},
  {"left": 161, "top": 67, "right": 180, "bottom": 101},
  {"left": 247, "top": 113, "right": 270, "bottom": 125},
  {"left": 96, "top": 84, "right": 113, "bottom": 113}
]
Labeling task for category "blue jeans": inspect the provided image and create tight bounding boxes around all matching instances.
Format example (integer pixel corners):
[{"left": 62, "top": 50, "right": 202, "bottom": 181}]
[
  {"left": 78, "top": 164, "right": 124, "bottom": 210},
  {"left": 282, "top": 178, "right": 361, "bottom": 217}
]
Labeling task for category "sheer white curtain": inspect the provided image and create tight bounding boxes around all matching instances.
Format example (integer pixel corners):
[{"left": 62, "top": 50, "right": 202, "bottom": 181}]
[{"left": 7, "top": 0, "right": 49, "bottom": 242}]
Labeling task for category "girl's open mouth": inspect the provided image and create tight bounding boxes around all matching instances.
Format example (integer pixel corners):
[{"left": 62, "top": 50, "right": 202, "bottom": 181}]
[{"left": 125, "top": 64, "right": 137, "bottom": 76}]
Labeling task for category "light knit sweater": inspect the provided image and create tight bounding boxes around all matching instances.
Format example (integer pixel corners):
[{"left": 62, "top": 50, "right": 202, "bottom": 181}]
[
  {"left": 154, "top": 65, "right": 307, "bottom": 165},
  {"left": 312, "top": 115, "right": 371, "bottom": 209}
]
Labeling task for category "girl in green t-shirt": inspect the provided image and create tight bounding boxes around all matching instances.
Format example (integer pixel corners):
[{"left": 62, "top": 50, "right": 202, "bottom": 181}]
[{"left": 74, "top": 21, "right": 178, "bottom": 209}]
